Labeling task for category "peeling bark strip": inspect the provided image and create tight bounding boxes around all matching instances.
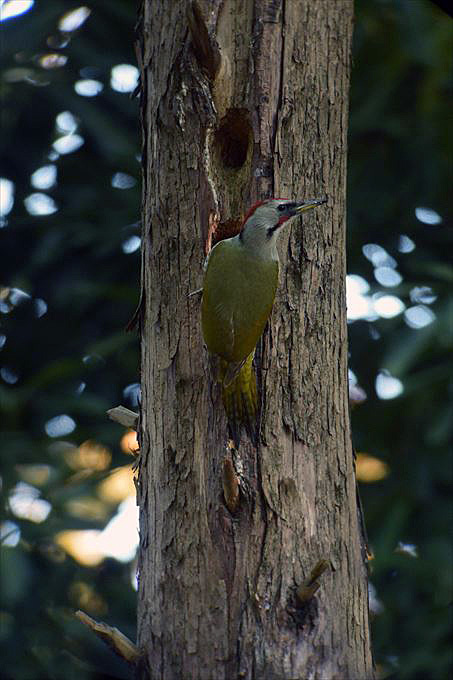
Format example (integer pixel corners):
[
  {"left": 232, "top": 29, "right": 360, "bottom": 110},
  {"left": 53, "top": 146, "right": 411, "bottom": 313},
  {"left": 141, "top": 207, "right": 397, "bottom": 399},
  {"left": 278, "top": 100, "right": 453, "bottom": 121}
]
[{"left": 136, "top": 1, "right": 373, "bottom": 679}]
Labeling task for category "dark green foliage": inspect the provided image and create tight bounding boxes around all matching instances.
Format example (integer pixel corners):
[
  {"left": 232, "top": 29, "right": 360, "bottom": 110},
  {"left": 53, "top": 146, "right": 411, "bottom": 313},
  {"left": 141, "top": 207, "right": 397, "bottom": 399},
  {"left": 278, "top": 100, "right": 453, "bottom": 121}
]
[
  {"left": 1, "top": 2, "right": 139, "bottom": 678},
  {"left": 0, "top": 1, "right": 451, "bottom": 678},
  {"left": 349, "top": 2, "right": 452, "bottom": 678}
]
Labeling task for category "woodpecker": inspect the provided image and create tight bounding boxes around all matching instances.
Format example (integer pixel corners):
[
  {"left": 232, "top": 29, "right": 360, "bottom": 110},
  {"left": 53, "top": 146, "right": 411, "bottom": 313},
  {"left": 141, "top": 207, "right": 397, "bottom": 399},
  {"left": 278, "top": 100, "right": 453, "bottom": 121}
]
[{"left": 201, "top": 197, "right": 326, "bottom": 447}]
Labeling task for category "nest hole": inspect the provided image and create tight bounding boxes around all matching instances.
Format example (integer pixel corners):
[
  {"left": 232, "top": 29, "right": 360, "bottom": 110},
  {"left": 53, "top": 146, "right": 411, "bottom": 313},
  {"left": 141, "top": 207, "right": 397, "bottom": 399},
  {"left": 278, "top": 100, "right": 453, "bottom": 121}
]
[
  {"left": 214, "top": 109, "right": 252, "bottom": 169},
  {"left": 212, "top": 218, "right": 242, "bottom": 245}
]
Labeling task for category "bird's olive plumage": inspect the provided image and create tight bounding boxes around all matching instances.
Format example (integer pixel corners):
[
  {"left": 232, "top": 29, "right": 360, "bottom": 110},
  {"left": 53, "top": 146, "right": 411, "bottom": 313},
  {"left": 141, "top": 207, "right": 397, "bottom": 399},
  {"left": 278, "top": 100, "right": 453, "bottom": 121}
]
[
  {"left": 201, "top": 197, "right": 326, "bottom": 446},
  {"left": 201, "top": 239, "right": 279, "bottom": 363}
]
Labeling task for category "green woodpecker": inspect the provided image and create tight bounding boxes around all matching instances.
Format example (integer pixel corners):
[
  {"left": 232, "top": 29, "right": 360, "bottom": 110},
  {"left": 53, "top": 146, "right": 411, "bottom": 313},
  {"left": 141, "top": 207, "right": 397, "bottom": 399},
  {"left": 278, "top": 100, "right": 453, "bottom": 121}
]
[{"left": 201, "top": 197, "right": 326, "bottom": 447}]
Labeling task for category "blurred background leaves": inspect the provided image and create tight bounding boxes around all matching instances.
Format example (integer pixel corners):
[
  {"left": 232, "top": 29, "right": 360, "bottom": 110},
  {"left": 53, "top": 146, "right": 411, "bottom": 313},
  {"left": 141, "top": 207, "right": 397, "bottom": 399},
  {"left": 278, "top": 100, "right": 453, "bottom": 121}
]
[
  {"left": 1, "top": 2, "right": 140, "bottom": 678},
  {"left": 348, "top": 2, "right": 452, "bottom": 679},
  {"left": 0, "top": 1, "right": 451, "bottom": 679}
]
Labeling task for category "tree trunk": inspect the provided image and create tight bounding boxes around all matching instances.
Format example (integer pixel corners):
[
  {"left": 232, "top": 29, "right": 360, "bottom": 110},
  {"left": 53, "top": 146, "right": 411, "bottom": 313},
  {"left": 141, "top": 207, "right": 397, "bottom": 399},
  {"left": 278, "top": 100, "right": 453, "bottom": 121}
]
[{"left": 135, "top": 1, "right": 373, "bottom": 678}]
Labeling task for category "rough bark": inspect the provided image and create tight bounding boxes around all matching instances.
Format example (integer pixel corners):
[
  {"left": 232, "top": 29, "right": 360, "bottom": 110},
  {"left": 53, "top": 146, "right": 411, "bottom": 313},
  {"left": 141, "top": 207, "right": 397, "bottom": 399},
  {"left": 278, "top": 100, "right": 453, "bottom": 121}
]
[{"left": 135, "top": 1, "right": 373, "bottom": 678}]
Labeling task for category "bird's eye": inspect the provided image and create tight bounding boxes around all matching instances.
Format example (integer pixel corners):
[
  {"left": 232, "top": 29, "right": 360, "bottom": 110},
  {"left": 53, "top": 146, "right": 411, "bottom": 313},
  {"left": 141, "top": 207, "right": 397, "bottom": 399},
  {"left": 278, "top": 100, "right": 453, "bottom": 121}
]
[{"left": 277, "top": 202, "right": 297, "bottom": 212}]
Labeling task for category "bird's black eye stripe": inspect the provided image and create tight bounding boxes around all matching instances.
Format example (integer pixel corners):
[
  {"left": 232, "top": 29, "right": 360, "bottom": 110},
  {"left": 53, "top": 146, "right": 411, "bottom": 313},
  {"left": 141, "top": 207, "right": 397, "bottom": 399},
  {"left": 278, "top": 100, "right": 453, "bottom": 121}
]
[
  {"left": 267, "top": 224, "right": 279, "bottom": 238},
  {"left": 277, "top": 202, "right": 297, "bottom": 212}
]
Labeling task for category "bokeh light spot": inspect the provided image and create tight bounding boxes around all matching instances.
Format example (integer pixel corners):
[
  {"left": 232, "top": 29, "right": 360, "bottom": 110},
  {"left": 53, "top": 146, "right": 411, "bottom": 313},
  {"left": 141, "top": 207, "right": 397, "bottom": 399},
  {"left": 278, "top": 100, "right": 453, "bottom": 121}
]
[
  {"left": 52, "top": 134, "right": 84, "bottom": 154},
  {"left": 9, "top": 287, "right": 30, "bottom": 305},
  {"left": 58, "top": 6, "right": 91, "bottom": 33},
  {"left": 368, "top": 582, "right": 384, "bottom": 616},
  {"left": 75, "top": 381, "right": 86, "bottom": 395},
  {"left": 410, "top": 286, "right": 437, "bottom": 305},
  {"left": 0, "top": 520, "right": 21, "bottom": 547},
  {"left": 31, "top": 164, "right": 57, "bottom": 189},
  {"left": 120, "top": 429, "right": 139, "bottom": 455},
  {"left": 97, "top": 466, "right": 135, "bottom": 504},
  {"left": 404, "top": 305, "right": 436, "bottom": 329},
  {"left": 56, "top": 110, "right": 78, "bottom": 134},
  {"left": 373, "top": 294, "right": 405, "bottom": 318},
  {"left": 55, "top": 530, "right": 103, "bottom": 567},
  {"left": 415, "top": 206, "right": 442, "bottom": 225},
  {"left": 74, "top": 79, "right": 103, "bottom": 96},
  {"left": 34, "top": 298, "right": 48, "bottom": 317},
  {"left": 362, "top": 243, "right": 396, "bottom": 268},
  {"left": 111, "top": 172, "right": 136, "bottom": 189},
  {"left": 24, "top": 192, "right": 58, "bottom": 215},
  {"left": 356, "top": 453, "right": 390, "bottom": 483},
  {"left": 0, "top": 177, "right": 15, "bottom": 217},
  {"left": 346, "top": 275, "right": 375, "bottom": 322},
  {"left": 123, "top": 382, "right": 140, "bottom": 407},
  {"left": 1, "top": 366, "right": 19, "bottom": 384},
  {"left": 38, "top": 53, "right": 67, "bottom": 69},
  {"left": 398, "top": 234, "right": 415, "bottom": 253},
  {"left": 122, "top": 235, "right": 141, "bottom": 254},
  {"left": 375, "top": 371, "right": 403, "bottom": 399},
  {"left": 395, "top": 541, "right": 418, "bottom": 558},
  {"left": 110, "top": 63, "right": 139, "bottom": 93},
  {"left": 0, "top": 0, "right": 34, "bottom": 22},
  {"left": 374, "top": 267, "right": 402, "bottom": 287},
  {"left": 97, "top": 496, "right": 139, "bottom": 562},
  {"left": 64, "top": 440, "right": 111, "bottom": 471},
  {"left": 45, "top": 414, "right": 76, "bottom": 438},
  {"left": 9, "top": 482, "right": 52, "bottom": 522}
]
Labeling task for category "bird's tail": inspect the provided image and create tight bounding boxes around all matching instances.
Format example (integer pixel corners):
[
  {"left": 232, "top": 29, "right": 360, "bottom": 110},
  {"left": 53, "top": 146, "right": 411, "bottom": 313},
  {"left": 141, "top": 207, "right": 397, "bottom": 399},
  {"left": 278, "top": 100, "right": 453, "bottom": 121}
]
[{"left": 219, "top": 352, "right": 258, "bottom": 448}]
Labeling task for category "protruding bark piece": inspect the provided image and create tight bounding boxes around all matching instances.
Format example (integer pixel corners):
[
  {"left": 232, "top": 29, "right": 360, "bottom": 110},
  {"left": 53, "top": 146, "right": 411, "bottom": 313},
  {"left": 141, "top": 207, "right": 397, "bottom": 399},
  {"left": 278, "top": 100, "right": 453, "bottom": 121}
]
[
  {"left": 222, "top": 455, "right": 240, "bottom": 513},
  {"left": 107, "top": 405, "right": 138, "bottom": 429},
  {"left": 75, "top": 610, "right": 140, "bottom": 665},
  {"left": 296, "top": 559, "right": 330, "bottom": 604},
  {"left": 125, "top": 289, "right": 145, "bottom": 332}
]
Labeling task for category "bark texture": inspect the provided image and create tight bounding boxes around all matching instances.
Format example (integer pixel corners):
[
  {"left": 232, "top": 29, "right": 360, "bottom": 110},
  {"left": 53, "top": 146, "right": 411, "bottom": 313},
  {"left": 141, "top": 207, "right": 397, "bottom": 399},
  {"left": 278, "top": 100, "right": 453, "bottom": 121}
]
[{"left": 136, "top": 1, "right": 373, "bottom": 678}]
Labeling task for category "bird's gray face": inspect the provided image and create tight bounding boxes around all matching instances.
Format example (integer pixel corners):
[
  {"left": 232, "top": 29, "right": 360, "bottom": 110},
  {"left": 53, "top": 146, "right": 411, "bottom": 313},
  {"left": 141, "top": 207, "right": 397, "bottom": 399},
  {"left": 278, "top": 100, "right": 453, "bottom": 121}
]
[
  {"left": 254, "top": 198, "right": 327, "bottom": 238},
  {"left": 239, "top": 196, "right": 327, "bottom": 259}
]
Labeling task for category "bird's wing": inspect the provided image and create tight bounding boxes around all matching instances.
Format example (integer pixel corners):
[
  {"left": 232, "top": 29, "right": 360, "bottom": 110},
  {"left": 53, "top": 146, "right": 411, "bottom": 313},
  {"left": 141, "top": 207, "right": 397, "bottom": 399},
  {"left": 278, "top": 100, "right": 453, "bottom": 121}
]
[{"left": 202, "top": 241, "right": 237, "bottom": 358}]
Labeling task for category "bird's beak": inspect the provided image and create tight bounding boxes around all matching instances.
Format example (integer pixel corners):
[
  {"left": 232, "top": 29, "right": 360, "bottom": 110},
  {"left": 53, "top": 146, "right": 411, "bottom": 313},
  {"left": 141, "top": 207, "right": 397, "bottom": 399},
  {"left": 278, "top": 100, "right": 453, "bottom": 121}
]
[{"left": 295, "top": 197, "right": 327, "bottom": 213}]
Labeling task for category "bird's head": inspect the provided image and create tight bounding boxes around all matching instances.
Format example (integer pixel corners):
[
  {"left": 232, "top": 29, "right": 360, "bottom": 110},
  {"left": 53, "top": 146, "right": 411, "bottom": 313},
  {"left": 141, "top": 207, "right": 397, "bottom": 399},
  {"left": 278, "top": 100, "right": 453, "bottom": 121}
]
[{"left": 239, "top": 197, "right": 327, "bottom": 258}]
